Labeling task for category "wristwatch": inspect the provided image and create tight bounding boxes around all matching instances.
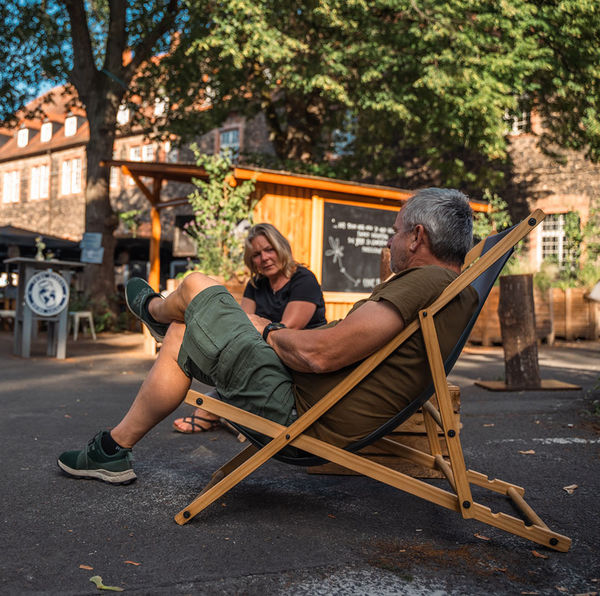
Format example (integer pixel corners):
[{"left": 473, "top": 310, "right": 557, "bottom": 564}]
[{"left": 262, "top": 322, "right": 286, "bottom": 341}]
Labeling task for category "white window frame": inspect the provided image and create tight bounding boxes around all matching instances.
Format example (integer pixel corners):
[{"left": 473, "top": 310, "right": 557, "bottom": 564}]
[
  {"left": 17, "top": 128, "right": 29, "bottom": 148},
  {"left": 64, "top": 115, "right": 77, "bottom": 137},
  {"left": 61, "top": 158, "right": 82, "bottom": 195},
  {"left": 153, "top": 98, "right": 166, "bottom": 117},
  {"left": 117, "top": 106, "right": 130, "bottom": 125},
  {"left": 30, "top": 164, "right": 50, "bottom": 200},
  {"left": 2, "top": 171, "right": 20, "bottom": 203},
  {"left": 109, "top": 166, "right": 118, "bottom": 189},
  {"left": 129, "top": 146, "right": 141, "bottom": 161},
  {"left": 41, "top": 122, "right": 53, "bottom": 143},
  {"left": 142, "top": 144, "right": 155, "bottom": 162},
  {"left": 219, "top": 128, "right": 240, "bottom": 160},
  {"left": 537, "top": 213, "right": 567, "bottom": 267}
]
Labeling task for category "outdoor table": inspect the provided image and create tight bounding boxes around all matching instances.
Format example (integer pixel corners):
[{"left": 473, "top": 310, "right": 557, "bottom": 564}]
[{"left": 4, "top": 257, "right": 85, "bottom": 359}]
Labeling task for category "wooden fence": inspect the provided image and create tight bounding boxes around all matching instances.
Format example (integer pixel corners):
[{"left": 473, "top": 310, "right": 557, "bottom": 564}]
[{"left": 469, "top": 286, "right": 600, "bottom": 345}]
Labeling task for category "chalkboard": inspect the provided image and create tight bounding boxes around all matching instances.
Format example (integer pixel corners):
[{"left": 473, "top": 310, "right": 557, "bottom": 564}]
[{"left": 321, "top": 202, "right": 396, "bottom": 293}]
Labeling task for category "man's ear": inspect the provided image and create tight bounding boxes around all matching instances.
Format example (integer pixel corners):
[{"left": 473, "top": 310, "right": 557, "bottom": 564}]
[{"left": 411, "top": 224, "right": 426, "bottom": 250}]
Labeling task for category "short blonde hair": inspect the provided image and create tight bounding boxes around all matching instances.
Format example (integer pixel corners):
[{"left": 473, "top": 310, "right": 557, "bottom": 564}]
[{"left": 244, "top": 223, "right": 298, "bottom": 284}]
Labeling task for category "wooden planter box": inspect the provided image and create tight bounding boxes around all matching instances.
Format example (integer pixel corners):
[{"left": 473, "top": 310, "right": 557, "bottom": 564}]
[{"left": 469, "top": 286, "right": 600, "bottom": 345}]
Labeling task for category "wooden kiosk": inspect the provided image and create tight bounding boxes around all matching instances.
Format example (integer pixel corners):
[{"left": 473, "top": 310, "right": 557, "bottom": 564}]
[{"left": 102, "top": 160, "right": 489, "bottom": 321}]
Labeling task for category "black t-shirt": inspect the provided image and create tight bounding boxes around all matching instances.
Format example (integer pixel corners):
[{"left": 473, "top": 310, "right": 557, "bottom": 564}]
[{"left": 243, "top": 265, "right": 327, "bottom": 328}]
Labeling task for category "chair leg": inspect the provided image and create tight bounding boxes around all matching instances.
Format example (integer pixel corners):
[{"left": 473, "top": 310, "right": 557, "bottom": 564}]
[{"left": 197, "top": 444, "right": 258, "bottom": 498}]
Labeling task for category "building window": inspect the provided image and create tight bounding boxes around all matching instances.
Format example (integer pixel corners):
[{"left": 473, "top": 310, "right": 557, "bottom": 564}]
[
  {"left": 41, "top": 122, "right": 53, "bottom": 143},
  {"left": 61, "top": 158, "right": 82, "bottom": 195},
  {"left": 17, "top": 128, "right": 29, "bottom": 148},
  {"left": 219, "top": 128, "right": 240, "bottom": 160},
  {"left": 165, "top": 140, "right": 179, "bottom": 163},
  {"left": 538, "top": 213, "right": 569, "bottom": 266},
  {"left": 2, "top": 171, "right": 20, "bottom": 203},
  {"left": 109, "top": 166, "right": 118, "bottom": 189},
  {"left": 154, "top": 98, "right": 166, "bottom": 117},
  {"left": 142, "top": 144, "right": 155, "bottom": 162},
  {"left": 117, "top": 106, "right": 130, "bottom": 125},
  {"left": 129, "top": 146, "right": 141, "bottom": 161},
  {"left": 65, "top": 115, "right": 78, "bottom": 137},
  {"left": 30, "top": 164, "right": 50, "bottom": 200}
]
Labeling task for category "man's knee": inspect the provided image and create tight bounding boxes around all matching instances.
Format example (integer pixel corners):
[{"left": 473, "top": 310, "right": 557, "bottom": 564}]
[{"left": 179, "top": 272, "right": 222, "bottom": 307}]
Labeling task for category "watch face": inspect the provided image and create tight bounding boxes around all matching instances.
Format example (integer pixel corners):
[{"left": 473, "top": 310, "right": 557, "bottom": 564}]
[{"left": 25, "top": 271, "right": 70, "bottom": 317}]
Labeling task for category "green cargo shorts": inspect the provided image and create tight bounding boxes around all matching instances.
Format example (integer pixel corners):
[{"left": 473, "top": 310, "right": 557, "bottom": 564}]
[{"left": 177, "top": 285, "right": 296, "bottom": 426}]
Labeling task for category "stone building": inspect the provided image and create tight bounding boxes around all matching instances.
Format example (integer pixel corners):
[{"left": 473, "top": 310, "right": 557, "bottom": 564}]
[
  {"left": 0, "top": 86, "right": 274, "bottom": 269},
  {"left": 503, "top": 112, "right": 599, "bottom": 272}
]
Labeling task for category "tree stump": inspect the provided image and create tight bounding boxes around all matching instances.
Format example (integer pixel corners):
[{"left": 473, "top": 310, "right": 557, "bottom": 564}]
[{"left": 498, "top": 274, "right": 541, "bottom": 389}]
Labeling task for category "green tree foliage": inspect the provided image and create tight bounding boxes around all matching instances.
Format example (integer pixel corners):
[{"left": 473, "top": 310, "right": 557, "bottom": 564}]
[
  {"left": 140, "top": 0, "right": 600, "bottom": 191},
  {"left": 185, "top": 150, "right": 257, "bottom": 278},
  {"left": 0, "top": 0, "right": 183, "bottom": 306}
]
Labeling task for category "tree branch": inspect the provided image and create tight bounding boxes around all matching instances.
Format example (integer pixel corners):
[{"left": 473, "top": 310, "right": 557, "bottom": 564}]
[
  {"left": 62, "top": 0, "right": 96, "bottom": 94},
  {"left": 123, "top": 0, "right": 180, "bottom": 84}
]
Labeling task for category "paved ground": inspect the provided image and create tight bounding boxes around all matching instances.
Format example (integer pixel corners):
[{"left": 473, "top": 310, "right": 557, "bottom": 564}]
[{"left": 1, "top": 330, "right": 599, "bottom": 595}]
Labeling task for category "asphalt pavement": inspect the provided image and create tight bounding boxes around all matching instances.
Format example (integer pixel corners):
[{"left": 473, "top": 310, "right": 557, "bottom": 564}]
[{"left": 1, "top": 330, "right": 599, "bottom": 595}]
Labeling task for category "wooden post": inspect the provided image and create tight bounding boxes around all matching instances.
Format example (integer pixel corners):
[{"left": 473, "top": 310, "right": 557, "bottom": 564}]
[
  {"left": 149, "top": 205, "right": 161, "bottom": 292},
  {"left": 498, "top": 274, "right": 541, "bottom": 389}
]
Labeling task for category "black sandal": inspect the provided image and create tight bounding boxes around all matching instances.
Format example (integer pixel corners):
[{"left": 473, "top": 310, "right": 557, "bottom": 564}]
[{"left": 173, "top": 414, "right": 221, "bottom": 434}]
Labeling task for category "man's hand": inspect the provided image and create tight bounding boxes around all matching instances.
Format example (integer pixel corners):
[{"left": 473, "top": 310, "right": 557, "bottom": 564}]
[{"left": 247, "top": 313, "right": 271, "bottom": 335}]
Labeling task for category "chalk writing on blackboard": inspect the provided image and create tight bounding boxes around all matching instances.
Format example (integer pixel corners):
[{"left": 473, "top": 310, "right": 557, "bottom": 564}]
[
  {"left": 324, "top": 236, "right": 360, "bottom": 287},
  {"left": 321, "top": 202, "right": 396, "bottom": 293}
]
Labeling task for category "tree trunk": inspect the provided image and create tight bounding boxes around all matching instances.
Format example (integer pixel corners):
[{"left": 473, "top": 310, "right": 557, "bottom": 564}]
[
  {"left": 498, "top": 274, "right": 541, "bottom": 389},
  {"left": 81, "top": 102, "right": 120, "bottom": 311}
]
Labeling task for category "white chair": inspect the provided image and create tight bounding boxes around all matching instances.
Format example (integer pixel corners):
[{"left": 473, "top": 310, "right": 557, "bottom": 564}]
[{"left": 69, "top": 311, "right": 96, "bottom": 340}]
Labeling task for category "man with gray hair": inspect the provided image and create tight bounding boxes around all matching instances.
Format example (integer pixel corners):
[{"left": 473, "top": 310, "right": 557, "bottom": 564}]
[{"left": 58, "top": 188, "right": 479, "bottom": 484}]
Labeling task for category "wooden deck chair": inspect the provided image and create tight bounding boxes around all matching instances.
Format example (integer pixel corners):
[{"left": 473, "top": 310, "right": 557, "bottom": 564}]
[{"left": 174, "top": 209, "right": 571, "bottom": 553}]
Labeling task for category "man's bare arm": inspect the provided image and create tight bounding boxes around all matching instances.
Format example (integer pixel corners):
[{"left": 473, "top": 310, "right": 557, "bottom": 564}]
[{"left": 266, "top": 300, "right": 405, "bottom": 373}]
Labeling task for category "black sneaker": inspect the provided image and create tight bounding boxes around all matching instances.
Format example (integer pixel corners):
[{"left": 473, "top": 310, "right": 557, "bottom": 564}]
[
  {"left": 125, "top": 277, "right": 169, "bottom": 341},
  {"left": 57, "top": 431, "right": 137, "bottom": 485}
]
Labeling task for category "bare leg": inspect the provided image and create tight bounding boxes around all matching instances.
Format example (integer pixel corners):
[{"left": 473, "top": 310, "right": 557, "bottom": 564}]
[
  {"left": 148, "top": 272, "right": 221, "bottom": 324},
  {"left": 111, "top": 322, "right": 192, "bottom": 448}
]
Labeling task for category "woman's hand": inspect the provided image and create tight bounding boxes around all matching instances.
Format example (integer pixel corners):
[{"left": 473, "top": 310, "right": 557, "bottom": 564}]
[{"left": 247, "top": 313, "right": 271, "bottom": 335}]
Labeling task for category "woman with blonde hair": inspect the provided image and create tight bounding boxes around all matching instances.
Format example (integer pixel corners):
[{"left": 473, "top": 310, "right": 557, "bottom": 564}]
[{"left": 173, "top": 222, "right": 326, "bottom": 433}]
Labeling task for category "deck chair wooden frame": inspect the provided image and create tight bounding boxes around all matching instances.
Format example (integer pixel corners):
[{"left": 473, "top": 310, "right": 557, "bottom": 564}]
[{"left": 174, "top": 209, "right": 571, "bottom": 553}]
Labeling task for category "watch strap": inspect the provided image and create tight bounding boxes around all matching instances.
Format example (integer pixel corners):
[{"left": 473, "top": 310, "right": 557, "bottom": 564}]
[{"left": 262, "top": 322, "right": 286, "bottom": 341}]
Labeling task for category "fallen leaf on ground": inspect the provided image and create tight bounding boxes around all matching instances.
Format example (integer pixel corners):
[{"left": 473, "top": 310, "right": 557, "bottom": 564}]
[
  {"left": 328, "top": 514, "right": 336, "bottom": 519},
  {"left": 89, "top": 576, "right": 124, "bottom": 592},
  {"left": 124, "top": 560, "right": 140, "bottom": 566},
  {"left": 64, "top": 414, "right": 72, "bottom": 418},
  {"left": 521, "top": 592, "right": 539, "bottom": 595},
  {"left": 474, "top": 533, "right": 490, "bottom": 541},
  {"left": 556, "top": 588, "right": 568, "bottom": 593},
  {"left": 563, "top": 484, "right": 578, "bottom": 495},
  {"left": 483, "top": 423, "right": 495, "bottom": 427},
  {"left": 531, "top": 550, "right": 548, "bottom": 559},
  {"left": 519, "top": 449, "right": 535, "bottom": 455},
  {"left": 492, "top": 566, "right": 507, "bottom": 573},
  {"left": 79, "top": 564, "right": 93, "bottom": 570}
]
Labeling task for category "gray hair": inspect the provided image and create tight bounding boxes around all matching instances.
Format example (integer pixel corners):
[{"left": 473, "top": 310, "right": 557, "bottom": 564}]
[{"left": 401, "top": 188, "right": 473, "bottom": 266}]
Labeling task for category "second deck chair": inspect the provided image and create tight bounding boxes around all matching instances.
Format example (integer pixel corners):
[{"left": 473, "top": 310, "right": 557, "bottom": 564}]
[{"left": 174, "top": 209, "right": 571, "bottom": 553}]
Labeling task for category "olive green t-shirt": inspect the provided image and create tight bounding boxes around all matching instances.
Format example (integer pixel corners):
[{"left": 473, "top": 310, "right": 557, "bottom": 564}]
[{"left": 292, "top": 266, "right": 478, "bottom": 447}]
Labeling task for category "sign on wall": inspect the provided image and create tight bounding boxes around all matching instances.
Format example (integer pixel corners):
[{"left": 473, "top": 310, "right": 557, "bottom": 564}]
[
  {"left": 80, "top": 232, "right": 104, "bottom": 264},
  {"left": 321, "top": 202, "right": 396, "bottom": 293}
]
